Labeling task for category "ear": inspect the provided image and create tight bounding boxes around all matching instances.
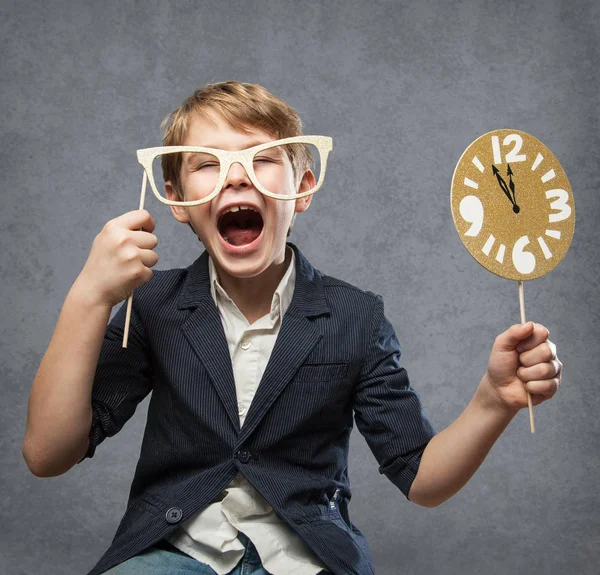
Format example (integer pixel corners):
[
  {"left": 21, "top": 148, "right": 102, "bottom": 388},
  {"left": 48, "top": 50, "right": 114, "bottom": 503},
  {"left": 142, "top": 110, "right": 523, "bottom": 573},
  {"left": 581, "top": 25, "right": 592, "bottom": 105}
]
[
  {"left": 165, "top": 181, "right": 190, "bottom": 224},
  {"left": 294, "top": 170, "right": 316, "bottom": 213}
]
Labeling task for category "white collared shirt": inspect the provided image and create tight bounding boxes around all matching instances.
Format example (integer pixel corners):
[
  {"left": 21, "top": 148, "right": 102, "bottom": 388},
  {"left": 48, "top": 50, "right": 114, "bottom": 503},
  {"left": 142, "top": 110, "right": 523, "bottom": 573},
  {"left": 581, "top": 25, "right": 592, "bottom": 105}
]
[{"left": 167, "top": 246, "right": 327, "bottom": 574}]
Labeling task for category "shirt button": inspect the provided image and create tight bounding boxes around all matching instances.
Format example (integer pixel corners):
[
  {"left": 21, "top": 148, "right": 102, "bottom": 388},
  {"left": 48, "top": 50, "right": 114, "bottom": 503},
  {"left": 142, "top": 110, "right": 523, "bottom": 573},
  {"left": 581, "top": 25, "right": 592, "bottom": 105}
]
[
  {"left": 238, "top": 405, "right": 247, "bottom": 415},
  {"left": 165, "top": 507, "right": 183, "bottom": 524},
  {"left": 240, "top": 339, "right": 251, "bottom": 350}
]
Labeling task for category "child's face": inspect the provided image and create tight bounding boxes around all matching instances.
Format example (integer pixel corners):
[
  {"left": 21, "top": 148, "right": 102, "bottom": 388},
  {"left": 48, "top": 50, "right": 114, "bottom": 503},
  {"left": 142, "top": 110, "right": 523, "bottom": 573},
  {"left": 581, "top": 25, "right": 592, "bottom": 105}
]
[{"left": 165, "top": 112, "right": 314, "bottom": 279}]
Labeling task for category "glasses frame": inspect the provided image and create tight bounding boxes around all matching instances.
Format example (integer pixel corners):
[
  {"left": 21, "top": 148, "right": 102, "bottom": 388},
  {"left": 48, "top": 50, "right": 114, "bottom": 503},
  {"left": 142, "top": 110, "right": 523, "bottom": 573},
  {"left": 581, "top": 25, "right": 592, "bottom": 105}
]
[{"left": 136, "top": 135, "right": 333, "bottom": 207}]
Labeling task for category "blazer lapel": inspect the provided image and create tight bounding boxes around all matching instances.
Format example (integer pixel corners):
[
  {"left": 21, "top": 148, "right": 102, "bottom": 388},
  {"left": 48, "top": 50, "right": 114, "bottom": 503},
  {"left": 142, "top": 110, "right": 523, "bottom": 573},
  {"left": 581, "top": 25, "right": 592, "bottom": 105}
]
[
  {"left": 176, "top": 242, "right": 330, "bottom": 440},
  {"left": 178, "top": 251, "right": 241, "bottom": 432}
]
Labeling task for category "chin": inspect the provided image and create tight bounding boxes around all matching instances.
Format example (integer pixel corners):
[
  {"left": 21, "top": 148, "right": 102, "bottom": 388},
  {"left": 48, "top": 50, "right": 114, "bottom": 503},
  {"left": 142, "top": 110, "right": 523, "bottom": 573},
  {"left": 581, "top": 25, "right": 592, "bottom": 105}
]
[{"left": 225, "top": 256, "right": 272, "bottom": 277}]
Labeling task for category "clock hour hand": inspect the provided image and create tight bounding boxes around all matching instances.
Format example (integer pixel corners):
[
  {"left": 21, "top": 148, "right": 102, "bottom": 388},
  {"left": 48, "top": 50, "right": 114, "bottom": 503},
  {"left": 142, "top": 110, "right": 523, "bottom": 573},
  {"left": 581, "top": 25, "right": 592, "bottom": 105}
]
[
  {"left": 506, "top": 163, "right": 520, "bottom": 213},
  {"left": 492, "top": 165, "right": 520, "bottom": 213}
]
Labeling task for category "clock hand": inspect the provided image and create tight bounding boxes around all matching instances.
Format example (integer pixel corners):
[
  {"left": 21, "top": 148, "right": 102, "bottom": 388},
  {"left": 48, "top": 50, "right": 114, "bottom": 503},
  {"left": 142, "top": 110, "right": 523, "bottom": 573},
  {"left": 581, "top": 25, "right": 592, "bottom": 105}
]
[
  {"left": 491, "top": 165, "right": 515, "bottom": 205},
  {"left": 507, "top": 163, "right": 516, "bottom": 203},
  {"left": 506, "top": 163, "right": 520, "bottom": 213}
]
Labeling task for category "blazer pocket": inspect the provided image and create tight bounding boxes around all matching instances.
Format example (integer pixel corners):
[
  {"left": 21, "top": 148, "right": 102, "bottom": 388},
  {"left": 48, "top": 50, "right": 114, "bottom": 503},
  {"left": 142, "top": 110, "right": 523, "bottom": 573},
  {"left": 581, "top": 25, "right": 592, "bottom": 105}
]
[{"left": 294, "top": 363, "right": 349, "bottom": 382}]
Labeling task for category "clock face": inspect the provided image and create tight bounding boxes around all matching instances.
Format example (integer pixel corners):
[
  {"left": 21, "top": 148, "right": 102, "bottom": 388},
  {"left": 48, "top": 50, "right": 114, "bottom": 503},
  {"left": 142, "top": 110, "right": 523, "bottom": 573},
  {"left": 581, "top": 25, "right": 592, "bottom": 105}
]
[{"left": 451, "top": 129, "right": 575, "bottom": 281}]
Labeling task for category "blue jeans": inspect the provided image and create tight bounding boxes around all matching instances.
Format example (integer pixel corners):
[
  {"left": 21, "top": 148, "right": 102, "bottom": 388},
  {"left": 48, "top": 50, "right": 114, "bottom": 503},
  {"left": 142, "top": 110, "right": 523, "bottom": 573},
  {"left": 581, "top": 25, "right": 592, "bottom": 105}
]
[{"left": 102, "top": 532, "right": 331, "bottom": 574}]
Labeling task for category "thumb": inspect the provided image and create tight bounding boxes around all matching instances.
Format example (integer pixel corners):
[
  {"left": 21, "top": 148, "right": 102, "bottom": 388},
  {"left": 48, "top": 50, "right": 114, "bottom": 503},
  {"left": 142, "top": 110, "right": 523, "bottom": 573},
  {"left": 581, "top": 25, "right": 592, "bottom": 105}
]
[{"left": 494, "top": 322, "right": 535, "bottom": 352}]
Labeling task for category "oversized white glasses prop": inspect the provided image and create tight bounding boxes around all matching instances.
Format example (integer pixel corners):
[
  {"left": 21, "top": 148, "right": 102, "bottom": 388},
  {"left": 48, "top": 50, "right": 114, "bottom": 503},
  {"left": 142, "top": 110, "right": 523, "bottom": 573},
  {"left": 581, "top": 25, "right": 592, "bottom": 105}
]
[
  {"left": 122, "top": 135, "right": 333, "bottom": 347},
  {"left": 451, "top": 129, "right": 575, "bottom": 433}
]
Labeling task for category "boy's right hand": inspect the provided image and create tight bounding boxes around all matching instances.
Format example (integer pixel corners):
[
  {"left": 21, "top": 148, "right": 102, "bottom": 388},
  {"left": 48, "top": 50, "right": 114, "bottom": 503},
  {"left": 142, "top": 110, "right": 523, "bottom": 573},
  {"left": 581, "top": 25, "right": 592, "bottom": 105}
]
[{"left": 75, "top": 210, "right": 159, "bottom": 308}]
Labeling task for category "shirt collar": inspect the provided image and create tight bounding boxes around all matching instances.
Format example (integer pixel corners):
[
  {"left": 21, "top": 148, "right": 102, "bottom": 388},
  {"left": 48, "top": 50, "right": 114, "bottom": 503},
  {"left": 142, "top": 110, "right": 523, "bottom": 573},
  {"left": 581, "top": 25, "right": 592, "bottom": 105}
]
[{"left": 208, "top": 246, "right": 296, "bottom": 324}]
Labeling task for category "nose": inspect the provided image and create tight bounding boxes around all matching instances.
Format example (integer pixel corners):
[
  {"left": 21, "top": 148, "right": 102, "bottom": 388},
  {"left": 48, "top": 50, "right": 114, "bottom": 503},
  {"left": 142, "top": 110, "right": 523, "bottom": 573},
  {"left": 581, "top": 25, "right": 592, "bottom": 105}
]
[{"left": 223, "top": 161, "right": 251, "bottom": 190}]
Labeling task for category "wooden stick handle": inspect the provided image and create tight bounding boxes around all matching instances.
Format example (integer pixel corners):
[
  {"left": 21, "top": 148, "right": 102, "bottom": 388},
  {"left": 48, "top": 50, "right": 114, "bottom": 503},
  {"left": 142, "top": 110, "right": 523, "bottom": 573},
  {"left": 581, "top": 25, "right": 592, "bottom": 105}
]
[
  {"left": 519, "top": 280, "right": 535, "bottom": 433},
  {"left": 122, "top": 171, "right": 148, "bottom": 348}
]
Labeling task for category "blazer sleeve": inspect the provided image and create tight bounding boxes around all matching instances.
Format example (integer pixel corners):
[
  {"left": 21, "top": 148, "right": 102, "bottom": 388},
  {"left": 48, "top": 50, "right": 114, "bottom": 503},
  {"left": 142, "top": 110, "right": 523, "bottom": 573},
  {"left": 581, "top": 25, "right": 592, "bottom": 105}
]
[
  {"left": 353, "top": 293, "right": 437, "bottom": 499},
  {"left": 77, "top": 299, "right": 154, "bottom": 463}
]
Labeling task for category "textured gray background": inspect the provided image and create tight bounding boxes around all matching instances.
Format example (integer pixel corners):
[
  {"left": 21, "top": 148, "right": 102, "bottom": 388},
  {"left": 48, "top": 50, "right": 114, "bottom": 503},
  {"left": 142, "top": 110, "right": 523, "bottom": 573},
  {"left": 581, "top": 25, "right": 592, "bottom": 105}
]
[{"left": 2, "top": 0, "right": 599, "bottom": 574}]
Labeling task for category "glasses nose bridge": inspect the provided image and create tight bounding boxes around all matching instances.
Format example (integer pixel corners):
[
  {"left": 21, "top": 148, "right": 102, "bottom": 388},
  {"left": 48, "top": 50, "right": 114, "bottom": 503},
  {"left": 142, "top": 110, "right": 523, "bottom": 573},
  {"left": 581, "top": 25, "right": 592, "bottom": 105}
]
[{"left": 223, "top": 153, "right": 253, "bottom": 186}]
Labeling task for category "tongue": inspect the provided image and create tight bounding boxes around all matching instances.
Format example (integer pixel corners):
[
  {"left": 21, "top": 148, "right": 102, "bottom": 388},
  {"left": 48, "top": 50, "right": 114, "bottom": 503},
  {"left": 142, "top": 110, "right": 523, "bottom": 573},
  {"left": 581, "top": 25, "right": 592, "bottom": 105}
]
[{"left": 223, "top": 224, "right": 261, "bottom": 246}]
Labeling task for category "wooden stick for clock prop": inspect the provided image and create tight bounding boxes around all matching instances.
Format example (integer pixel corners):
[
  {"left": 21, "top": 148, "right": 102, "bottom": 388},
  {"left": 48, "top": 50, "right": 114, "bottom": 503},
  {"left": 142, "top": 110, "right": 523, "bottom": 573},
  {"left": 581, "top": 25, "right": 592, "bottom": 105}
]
[
  {"left": 122, "top": 170, "right": 147, "bottom": 349},
  {"left": 518, "top": 280, "right": 535, "bottom": 433}
]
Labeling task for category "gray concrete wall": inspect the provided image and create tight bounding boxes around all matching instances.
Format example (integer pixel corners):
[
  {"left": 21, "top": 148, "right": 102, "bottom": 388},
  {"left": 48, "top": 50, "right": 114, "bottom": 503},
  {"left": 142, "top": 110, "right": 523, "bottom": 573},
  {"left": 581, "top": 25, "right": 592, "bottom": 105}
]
[{"left": 2, "top": 1, "right": 598, "bottom": 573}]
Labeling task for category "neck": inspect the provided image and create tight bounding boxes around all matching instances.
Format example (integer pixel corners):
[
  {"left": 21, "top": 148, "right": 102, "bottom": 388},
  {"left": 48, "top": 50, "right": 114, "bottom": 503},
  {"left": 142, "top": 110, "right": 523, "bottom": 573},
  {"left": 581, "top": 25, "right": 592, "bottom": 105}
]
[{"left": 213, "top": 246, "right": 292, "bottom": 323}]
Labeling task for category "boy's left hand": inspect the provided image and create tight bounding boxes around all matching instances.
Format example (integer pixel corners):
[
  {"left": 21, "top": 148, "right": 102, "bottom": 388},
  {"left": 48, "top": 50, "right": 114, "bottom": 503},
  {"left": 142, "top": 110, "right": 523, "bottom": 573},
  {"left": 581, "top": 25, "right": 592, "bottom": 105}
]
[{"left": 482, "top": 322, "right": 562, "bottom": 412}]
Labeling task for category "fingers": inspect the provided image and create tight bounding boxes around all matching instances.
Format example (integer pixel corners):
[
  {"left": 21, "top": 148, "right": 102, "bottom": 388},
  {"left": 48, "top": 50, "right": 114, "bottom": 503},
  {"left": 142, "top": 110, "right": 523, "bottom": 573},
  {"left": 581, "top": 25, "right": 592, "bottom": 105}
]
[
  {"left": 513, "top": 320, "right": 563, "bottom": 398},
  {"left": 517, "top": 358, "right": 561, "bottom": 381},
  {"left": 111, "top": 209, "right": 156, "bottom": 233},
  {"left": 522, "top": 376, "right": 561, "bottom": 398},
  {"left": 130, "top": 230, "right": 159, "bottom": 250},
  {"left": 518, "top": 355, "right": 562, "bottom": 398},
  {"left": 515, "top": 323, "right": 550, "bottom": 353},
  {"left": 519, "top": 340, "right": 556, "bottom": 367},
  {"left": 493, "top": 322, "right": 535, "bottom": 352},
  {"left": 83, "top": 210, "right": 159, "bottom": 307},
  {"left": 490, "top": 321, "right": 563, "bottom": 404},
  {"left": 101, "top": 213, "right": 158, "bottom": 251},
  {"left": 139, "top": 248, "right": 159, "bottom": 268}
]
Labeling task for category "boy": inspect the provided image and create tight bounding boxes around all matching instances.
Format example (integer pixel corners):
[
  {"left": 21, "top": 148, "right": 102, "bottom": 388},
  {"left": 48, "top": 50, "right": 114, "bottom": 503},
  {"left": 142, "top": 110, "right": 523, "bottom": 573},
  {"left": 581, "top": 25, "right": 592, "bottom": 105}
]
[{"left": 23, "top": 81, "right": 562, "bottom": 575}]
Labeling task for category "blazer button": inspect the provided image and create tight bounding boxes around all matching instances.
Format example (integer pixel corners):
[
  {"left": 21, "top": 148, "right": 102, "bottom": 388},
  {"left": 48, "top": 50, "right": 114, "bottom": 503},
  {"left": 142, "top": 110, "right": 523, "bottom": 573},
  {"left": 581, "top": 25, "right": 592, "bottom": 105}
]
[
  {"left": 237, "top": 449, "right": 251, "bottom": 463},
  {"left": 165, "top": 507, "right": 183, "bottom": 524}
]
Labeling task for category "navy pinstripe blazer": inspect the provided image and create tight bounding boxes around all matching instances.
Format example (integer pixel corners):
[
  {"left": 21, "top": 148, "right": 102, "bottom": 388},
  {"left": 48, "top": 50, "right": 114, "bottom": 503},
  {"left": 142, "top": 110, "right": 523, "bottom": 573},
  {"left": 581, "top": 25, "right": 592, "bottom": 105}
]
[{"left": 79, "top": 241, "right": 437, "bottom": 575}]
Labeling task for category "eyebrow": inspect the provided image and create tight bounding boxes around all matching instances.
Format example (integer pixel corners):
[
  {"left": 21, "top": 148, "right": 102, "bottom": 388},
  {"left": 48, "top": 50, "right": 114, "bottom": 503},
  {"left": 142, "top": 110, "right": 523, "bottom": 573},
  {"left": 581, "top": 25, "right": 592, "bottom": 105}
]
[
  {"left": 182, "top": 139, "right": 276, "bottom": 164},
  {"left": 194, "top": 139, "right": 272, "bottom": 151}
]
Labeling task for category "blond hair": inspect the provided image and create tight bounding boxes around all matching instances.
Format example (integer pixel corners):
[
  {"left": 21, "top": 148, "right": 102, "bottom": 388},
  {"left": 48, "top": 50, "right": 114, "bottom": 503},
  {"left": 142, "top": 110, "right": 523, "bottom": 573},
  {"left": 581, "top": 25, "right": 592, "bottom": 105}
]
[{"left": 160, "top": 81, "right": 314, "bottom": 236}]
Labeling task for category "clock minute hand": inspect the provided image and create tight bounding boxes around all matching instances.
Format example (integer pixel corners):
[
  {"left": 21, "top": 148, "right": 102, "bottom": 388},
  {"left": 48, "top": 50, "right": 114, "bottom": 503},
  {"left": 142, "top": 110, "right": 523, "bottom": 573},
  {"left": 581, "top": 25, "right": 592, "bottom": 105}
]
[
  {"left": 491, "top": 165, "right": 515, "bottom": 206},
  {"left": 507, "top": 163, "right": 516, "bottom": 204}
]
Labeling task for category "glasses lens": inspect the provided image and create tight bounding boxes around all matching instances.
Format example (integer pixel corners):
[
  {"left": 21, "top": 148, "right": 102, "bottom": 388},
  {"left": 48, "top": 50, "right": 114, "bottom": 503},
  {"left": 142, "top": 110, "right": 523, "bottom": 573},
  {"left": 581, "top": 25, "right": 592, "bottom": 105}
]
[
  {"left": 152, "top": 150, "right": 221, "bottom": 202},
  {"left": 253, "top": 143, "right": 321, "bottom": 197}
]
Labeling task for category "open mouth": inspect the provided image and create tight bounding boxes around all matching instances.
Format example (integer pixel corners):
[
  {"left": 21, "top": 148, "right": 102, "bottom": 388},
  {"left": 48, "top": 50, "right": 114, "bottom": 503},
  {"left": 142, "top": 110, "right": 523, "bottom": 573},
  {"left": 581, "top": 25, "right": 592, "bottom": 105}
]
[{"left": 217, "top": 207, "right": 264, "bottom": 246}]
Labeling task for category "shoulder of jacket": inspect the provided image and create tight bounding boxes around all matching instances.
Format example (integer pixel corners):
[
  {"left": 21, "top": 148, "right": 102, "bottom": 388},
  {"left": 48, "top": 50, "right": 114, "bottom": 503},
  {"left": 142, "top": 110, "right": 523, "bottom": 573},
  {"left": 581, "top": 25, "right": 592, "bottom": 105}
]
[
  {"left": 321, "top": 273, "right": 382, "bottom": 303},
  {"left": 132, "top": 267, "right": 188, "bottom": 304}
]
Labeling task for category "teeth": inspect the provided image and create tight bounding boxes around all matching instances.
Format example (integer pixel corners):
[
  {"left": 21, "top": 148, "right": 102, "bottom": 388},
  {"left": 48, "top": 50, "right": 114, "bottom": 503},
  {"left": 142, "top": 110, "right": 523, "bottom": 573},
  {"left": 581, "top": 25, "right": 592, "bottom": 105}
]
[{"left": 222, "top": 204, "right": 256, "bottom": 216}]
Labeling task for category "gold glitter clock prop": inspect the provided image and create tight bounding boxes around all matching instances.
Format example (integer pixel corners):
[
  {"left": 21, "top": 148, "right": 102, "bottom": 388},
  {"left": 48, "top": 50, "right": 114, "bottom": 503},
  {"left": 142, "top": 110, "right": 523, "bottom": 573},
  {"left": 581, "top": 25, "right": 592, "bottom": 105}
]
[{"left": 451, "top": 129, "right": 575, "bottom": 432}]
